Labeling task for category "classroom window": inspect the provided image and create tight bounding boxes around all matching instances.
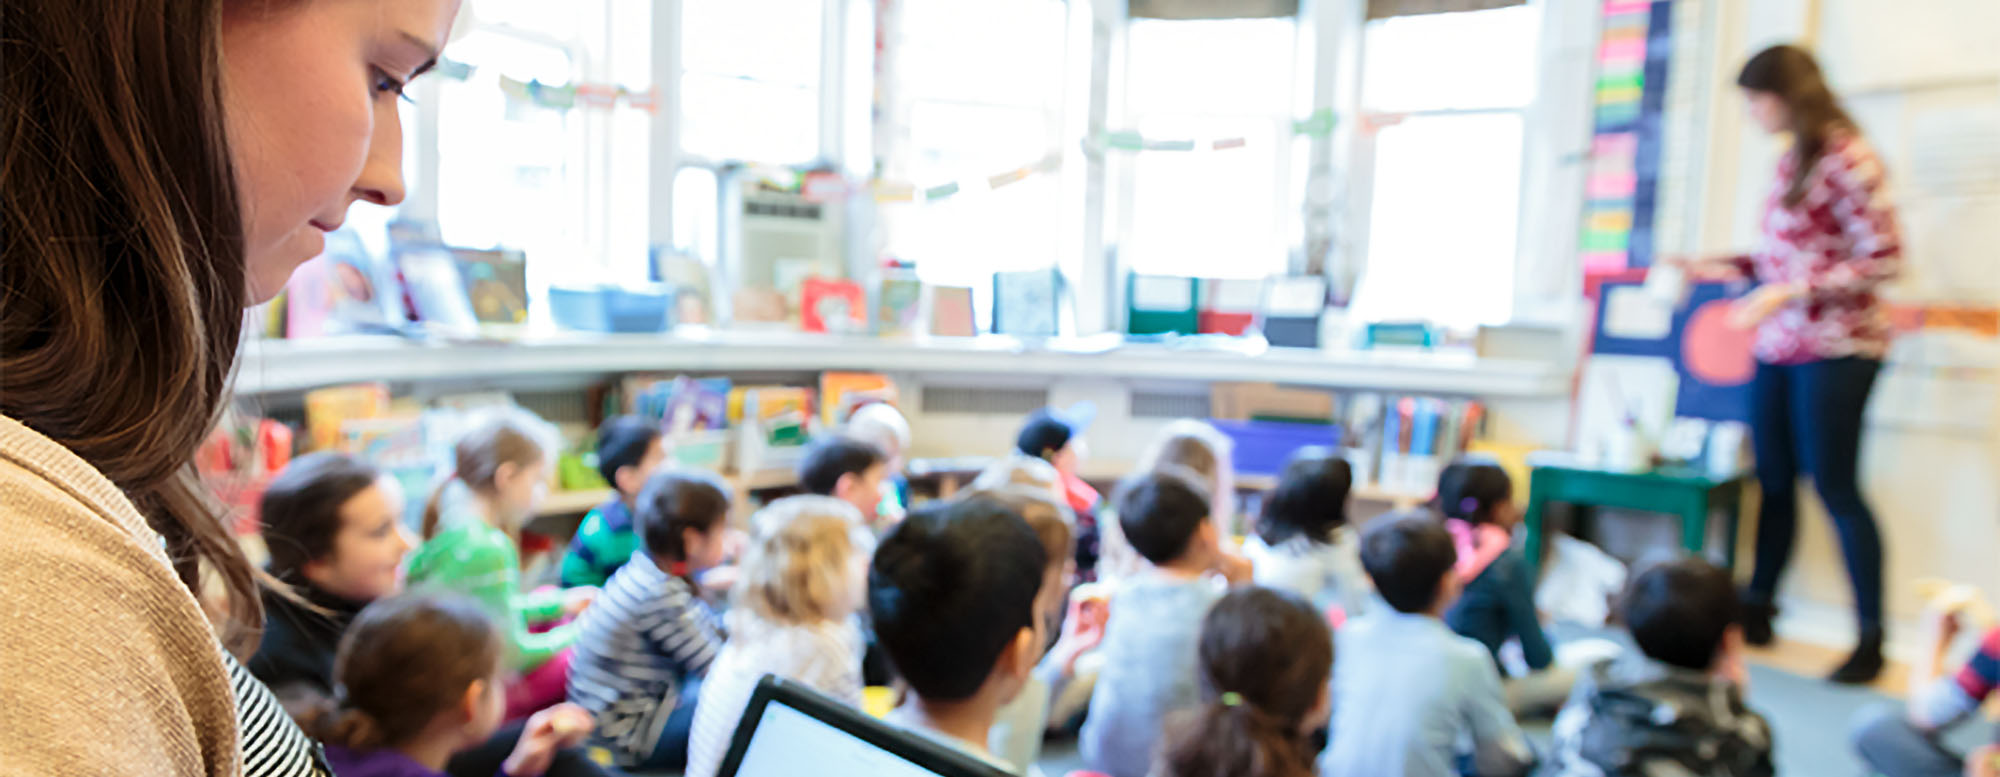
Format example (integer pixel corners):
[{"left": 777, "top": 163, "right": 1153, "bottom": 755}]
[
  {"left": 1117, "top": 17, "right": 1300, "bottom": 280},
  {"left": 672, "top": 166, "right": 721, "bottom": 267},
  {"left": 1350, "top": 6, "right": 1538, "bottom": 328},
  {"left": 434, "top": 27, "right": 586, "bottom": 276},
  {"left": 882, "top": 0, "right": 1071, "bottom": 289},
  {"left": 678, "top": 0, "right": 824, "bottom": 164}
]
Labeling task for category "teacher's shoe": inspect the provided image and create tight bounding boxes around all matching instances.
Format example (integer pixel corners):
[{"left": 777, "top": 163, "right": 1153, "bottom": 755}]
[
  {"left": 1828, "top": 627, "right": 1885, "bottom": 685},
  {"left": 1738, "top": 594, "right": 1777, "bottom": 647}
]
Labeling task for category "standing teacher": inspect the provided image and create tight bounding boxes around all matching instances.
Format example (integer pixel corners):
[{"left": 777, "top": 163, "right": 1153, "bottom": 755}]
[{"left": 1682, "top": 44, "right": 1902, "bottom": 685}]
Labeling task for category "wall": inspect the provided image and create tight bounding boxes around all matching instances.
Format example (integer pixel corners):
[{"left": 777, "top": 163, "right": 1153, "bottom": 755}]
[{"left": 1696, "top": 0, "right": 2000, "bottom": 653}]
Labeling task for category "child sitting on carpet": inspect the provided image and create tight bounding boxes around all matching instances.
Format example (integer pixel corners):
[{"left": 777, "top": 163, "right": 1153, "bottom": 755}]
[{"left": 1549, "top": 557, "right": 1772, "bottom": 777}]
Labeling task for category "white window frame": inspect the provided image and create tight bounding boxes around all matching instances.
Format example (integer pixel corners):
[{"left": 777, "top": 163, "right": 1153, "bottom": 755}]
[
  {"left": 1336, "top": 0, "right": 1601, "bottom": 328},
  {"left": 1106, "top": 14, "right": 1309, "bottom": 287}
]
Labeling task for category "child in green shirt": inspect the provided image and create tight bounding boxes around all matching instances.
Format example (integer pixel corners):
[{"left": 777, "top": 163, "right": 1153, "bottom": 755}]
[
  {"left": 406, "top": 409, "right": 593, "bottom": 720},
  {"left": 560, "top": 416, "right": 667, "bottom": 588}
]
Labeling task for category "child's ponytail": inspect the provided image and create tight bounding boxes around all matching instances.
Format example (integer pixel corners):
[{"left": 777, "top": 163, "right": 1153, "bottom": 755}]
[
  {"left": 298, "top": 695, "right": 391, "bottom": 751},
  {"left": 1163, "top": 696, "right": 1317, "bottom": 777},
  {"left": 1158, "top": 587, "right": 1333, "bottom": 777},
  {"left": 420, "top": 474, "right": 455, "bottom": 541}
]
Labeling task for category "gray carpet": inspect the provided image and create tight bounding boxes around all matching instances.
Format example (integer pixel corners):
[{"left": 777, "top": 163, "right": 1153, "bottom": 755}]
[
  {"left": 1032, "top": 664, "right": 1986, "bottom": 776},
  {"left": 631, "top": 664, "right": 1983, "bottom": 776}
]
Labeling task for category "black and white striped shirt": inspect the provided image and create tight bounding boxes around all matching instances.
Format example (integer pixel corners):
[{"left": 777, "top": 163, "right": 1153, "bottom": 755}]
[
  {"left": 226, "top": 649, "right": 329, "bottom": 777},
  {"left": 567, "top": 552, "right": 723, "bottom": 764}
]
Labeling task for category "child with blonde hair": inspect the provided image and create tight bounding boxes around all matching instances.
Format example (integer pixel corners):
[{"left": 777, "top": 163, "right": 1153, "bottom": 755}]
[{"left": 683, "top": 495, "right": 876, "bottom": 777}]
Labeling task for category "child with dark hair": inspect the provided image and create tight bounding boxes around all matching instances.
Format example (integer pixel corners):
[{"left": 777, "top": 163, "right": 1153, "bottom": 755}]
[
  {"left": 1080, "top": 468, "right": 1250, "bottom": 777},
  {"left": 561, "top": 416, "right": 666, "bottom": 587},
  {"left": 253, "top": 452, "right": 412, "bottom": 698},
  {"left": 871, "top": 498, "right": 1050, "bottom": 774},
  {"left": 1436, "top": 461, "right": 1568, "bottom": 712},
  {"left": 1549, "top": 558, "right": 1772, "bottom": 777},
  {"left": 1244, "top": 447, "right": 1368, "bottom": 619},
  {"left": 1016, "top": 406, "right": 1103, "bottom": 575},
  {"left": 798, "top": 434, "right": 890, "bottom": 526},
  {"left": 301, "top": 592, "right": 595, "bottom": 777},
  {"left": 1326, "top": 512, "right": 1534, "bottom": 777},
  {"left": 252, "top": 454, "right": 609, "bottom": 777},
  {"left": 1159, "top": 587, "right": 1333, "bottom": 777},
  {"left": 566, "top": 470, "right": 733, "bottom": 770},
  {"left": 962, "top": 485, "right": 1104, "bottom": 772}
]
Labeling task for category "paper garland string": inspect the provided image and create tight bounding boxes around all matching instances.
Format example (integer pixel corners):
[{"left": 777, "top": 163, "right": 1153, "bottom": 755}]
[
  {"left": 1083, "top": 109, "right": 1339, "bottom": 156},
  {"left": 494, "top": 74, "right": 662, "bottom": 114},
  {"left": 766, "top": 107, "right": 1340, "bottom": 206}
]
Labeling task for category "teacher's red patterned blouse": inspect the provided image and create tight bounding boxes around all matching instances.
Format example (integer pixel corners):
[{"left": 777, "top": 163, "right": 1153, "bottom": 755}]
[{"left": 1732, "top": 129, "right": 1903, "bottom": 365}]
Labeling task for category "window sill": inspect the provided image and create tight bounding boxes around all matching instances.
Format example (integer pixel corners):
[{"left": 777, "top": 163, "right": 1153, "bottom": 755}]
[{"left": 235, "top": 331, "right": 1573, "bottom": 398}]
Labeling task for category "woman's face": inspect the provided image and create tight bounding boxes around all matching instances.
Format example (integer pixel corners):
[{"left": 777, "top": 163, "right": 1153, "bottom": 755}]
[
  {"left": 1743, "top": 89, "right": 1789, "bottom": 134},
  {"left": 221, "top": 0, "right": 461, "bottom": 302},
  {"left": 302, "top": 481, "right": 413, "bottom": 601}
]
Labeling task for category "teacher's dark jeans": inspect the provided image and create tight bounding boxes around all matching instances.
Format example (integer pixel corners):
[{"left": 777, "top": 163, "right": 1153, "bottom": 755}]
[{"left": 1746, "top": 356, "right": 1884, "bottom": 629}]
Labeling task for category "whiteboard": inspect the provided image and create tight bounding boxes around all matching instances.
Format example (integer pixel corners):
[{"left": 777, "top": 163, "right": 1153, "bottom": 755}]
[
  {"left": 1817, "top": 0, "right": 2000, "bottom": 93},
  {"left": 1843, "top": 83, "right": 2000, "bottom": 306}
]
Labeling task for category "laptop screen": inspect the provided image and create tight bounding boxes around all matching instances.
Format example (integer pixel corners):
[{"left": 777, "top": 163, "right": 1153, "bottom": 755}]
[
  {"left": 730, "top": 701, "right": 951, "bottom": 777},
  {"left": 716, "top": 675, "right": 1012, "bottom": 777}
]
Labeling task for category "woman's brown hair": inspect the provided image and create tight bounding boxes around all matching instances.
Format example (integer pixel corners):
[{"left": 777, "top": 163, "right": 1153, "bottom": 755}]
[
  {"left": 1, "top": 0, "right": 262, "bottom": 649},
  {"left": 301, "top": 592, "right": 503, "bottom": 751},
  {"left": 1160, "top": 587, "right": 1333, "bottom": 777},
  {"left": 1738, "top": 44, "right": 1855, "bottom": 207},
  {"left": 261, "top": 453, "right": 385, "bottom": 585},
  {"left": 422, "top": 412, "right": 548, "bottom": 540}
]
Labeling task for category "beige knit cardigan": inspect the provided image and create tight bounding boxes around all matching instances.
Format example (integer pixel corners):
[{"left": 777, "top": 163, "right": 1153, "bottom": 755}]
[{"left": 0, "top": 414, "right": 239, "bottom": 774}]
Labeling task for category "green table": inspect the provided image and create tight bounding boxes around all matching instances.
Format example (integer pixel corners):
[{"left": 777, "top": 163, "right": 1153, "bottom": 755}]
[{"left": 1522, "top": 464, "right": 1748, "bottom": 573}]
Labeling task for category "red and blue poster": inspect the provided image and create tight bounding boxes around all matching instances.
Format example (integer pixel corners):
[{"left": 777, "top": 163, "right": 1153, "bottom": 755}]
[{"left": 1590, "top": 276, "right": 1755, "bottom": 422}]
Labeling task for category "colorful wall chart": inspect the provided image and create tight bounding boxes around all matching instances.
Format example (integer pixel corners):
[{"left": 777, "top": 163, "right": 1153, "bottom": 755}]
[{"left": 1581, "top": 0, "right": 1675, "bottom": 273}]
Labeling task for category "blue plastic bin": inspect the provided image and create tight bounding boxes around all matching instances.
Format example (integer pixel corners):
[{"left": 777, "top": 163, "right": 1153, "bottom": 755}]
[
  {"left": 549, "top": 285, "right": 675, "bottom": 333},
  {"left": 1212, "top": 419, "right": 1343, "bottom": 478}
]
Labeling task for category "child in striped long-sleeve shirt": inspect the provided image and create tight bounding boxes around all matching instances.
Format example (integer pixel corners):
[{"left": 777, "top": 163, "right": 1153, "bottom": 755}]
[
  {"left": 566, "top": 470, "right": 734, "bottom": 771},
  {"left": 1853, "top": 618, "right": 2000, "bottom": 777}
]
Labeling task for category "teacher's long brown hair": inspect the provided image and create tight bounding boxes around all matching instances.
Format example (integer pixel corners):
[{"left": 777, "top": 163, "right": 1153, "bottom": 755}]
[
  {"left": 1737, "top": 44, "right": 1856, "bottom": 208},
  {"left": 1, "top": 0, "right": 262, "bottom": 651}
]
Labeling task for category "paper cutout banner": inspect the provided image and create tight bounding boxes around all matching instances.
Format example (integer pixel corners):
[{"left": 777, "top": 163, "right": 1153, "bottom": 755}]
[
  {"left": 495, "top": 75, "right": 661, "bottom": 113},
  {"left": 1083, "top": 109, "right": 1339, "bottom": 156}
]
